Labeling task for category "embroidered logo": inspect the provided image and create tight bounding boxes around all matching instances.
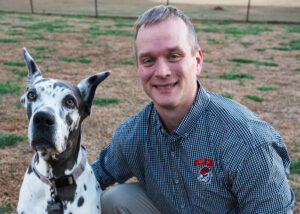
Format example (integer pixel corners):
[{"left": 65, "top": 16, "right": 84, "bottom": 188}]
[
  {"left": 194, "top": 158, "right": 214, "bottom": 183},
  {"left": 197, "top": 167, "right": 211, "bottom": 183}
]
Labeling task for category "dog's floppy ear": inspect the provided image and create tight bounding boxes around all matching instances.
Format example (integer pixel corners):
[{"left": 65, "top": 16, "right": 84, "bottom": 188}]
[
  {"left": 77, "top": 71, "right": 110, "bottom": 116},
  {"left": 23, "top": 48, "right": 42, "bottom": 88}
]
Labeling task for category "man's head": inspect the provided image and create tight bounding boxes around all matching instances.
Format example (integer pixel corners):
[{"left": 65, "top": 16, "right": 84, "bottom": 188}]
[
  {"left": 134, "top": 5, "right": 203, "bottom": 115},
  {"left": 134, "top": 5, "right": 200, "bottom": 61}
]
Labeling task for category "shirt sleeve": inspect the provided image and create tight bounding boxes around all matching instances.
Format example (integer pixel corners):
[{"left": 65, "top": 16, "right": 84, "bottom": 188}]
[
  {"left": 231, "top": 142, "right": 295, "bottom": 213},
  {"left": 90, "top": 131, "right": 134, "bottom": 190}
]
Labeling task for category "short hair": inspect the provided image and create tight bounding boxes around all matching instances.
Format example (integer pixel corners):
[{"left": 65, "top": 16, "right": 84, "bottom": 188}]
[{"left": 134, "top": 5, "right": 200, "bottom": 59}]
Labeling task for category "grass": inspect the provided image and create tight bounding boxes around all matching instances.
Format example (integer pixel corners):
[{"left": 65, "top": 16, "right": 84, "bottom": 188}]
[
  {"left": 0, "top": 201, "right": 16, "bottom": 214},
  {"left": 219, "top": 72, "right": 255, "bottom": 80},
  {"left": 224, "top": 25, "right": 272, "bottom": 35},
  {"left": 255, "top": 48, "right": 266, "bottom": 52},
  {"left": 240, "top": 41, "right": 252, "bottom": 47},
  {"left": 227, "top": 58, "right": 278, "bottom": 67},
  {"left": 290, "top": 160, "right": 300, "bottom": 174},
  {"left": 93, "top": 97, "right": 120, "bottom": 106},
  {"left": 58, "top": 56, "right": 91, "bottom": 64},
  {"left": 257, "top": 86, "right": 275, "bottom": 91},
  {"left": 0, "top": 81, "right": 21, "bottom": 94},
  {"left": 272, "top": 39, "right": 300, "bottom": 51},
  {"left": 13, "top": 70, "right": 28, "bottom": 80},
  {"left": 0, "top": 38, "right": 20, "bottom": 43},
  {"left": 32, "top": 46, "right": 56, "bottom": 52},
  {"left": 82, "top": 26, "right": 133, "bottom": 37},
  {"left": 121, "top": 59, "right": 135, "bottom": 65},
  {"left": 220, "top": 93, "right": 233, "bottom": 99},
  {"left": 31, "top": 53, "right": 52, "bottom": 59},
  {"left": 25, "top": 32, "right": 48, "bottom": 40},
  {"left": 207, "top": 38, "right": 220, "bottom": 44},
  {"left": 3, "top": 61, "right": 26, "bottom": 67},
  {"left": 243, "top": 94, "right": 264, "bottom": 102},
  {"left": 0, "top": 131, "right": 26, "bottom": 148},
  {"left": 195, "top": 27, "right": 220, "bottom": 33},
  {"left": 5, "top": 30, "right": 24, "bottom": 36},
  {"left": 14, "top": 19, "right": 74, "bottom": 32}
]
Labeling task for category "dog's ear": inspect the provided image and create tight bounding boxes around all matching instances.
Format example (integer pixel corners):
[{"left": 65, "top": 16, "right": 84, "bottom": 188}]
[
  {"left": 23, "top": 48, "right": 42, "bottom": 88},
  {"left": 77, "top": 71, "right": 110, "bottom": 116}
]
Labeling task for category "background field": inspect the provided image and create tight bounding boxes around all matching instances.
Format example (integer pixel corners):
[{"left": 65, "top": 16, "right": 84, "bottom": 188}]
[
  {"left": 0, "top": 7, "right": 299, "bottom": 213},
  {"left": 0, "top": 0, "right": 300, "bottom": 23}
]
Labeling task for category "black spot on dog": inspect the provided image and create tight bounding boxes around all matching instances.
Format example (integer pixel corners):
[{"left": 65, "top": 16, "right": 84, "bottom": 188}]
[
  {"left": 27, "top": 165, "right": 32, "bottom": 175},
  {"left": 88, "top": 75, "right": 97, "bottom": 84},
  {"left": 35, "top": 78, "right": 50, "bottom": 85},
  {"left": 34, "top": 154, "right": 39, "bottom": 164},
  {"left": 84, "top": 184, "right": 87, "bottom": 191},
  {"left": 97, "top": 205, "right": 99, "bottom": 210},
  {"left": 66, "top": 114, "right": 73, "bottom": 126},
  {"left": 52, "top": 93, "right": 55, "bottom": 98},
  {"left": 27, "top": 103, "right": 32, "bottom": 119},
  {"left": 41, "top": 87, "right": 45, "bottom": 91},
  {"left": 77, "top": 196, "right": 84, "bottom": 207}
]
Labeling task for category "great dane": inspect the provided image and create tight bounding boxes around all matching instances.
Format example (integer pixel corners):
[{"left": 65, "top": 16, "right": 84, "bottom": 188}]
[{"left": 17, "top": 48, "right": 109, "bottom": 214}]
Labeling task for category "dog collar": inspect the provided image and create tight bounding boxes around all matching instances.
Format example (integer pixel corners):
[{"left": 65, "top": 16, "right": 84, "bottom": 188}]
[{"left": 31, "top": 146, "right": 87, "bottom": 188}]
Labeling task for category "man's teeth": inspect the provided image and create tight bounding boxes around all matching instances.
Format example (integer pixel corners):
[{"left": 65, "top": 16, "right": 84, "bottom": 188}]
[{"left": 157, "top": 84, "right": 173, "bottom": 89}]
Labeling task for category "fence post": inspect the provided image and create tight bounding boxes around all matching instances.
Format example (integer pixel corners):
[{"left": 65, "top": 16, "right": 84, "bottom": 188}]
[
  {"left": 95, "top": 0, "right": 98, "bottom": 17},
  {"left": 246, "top": 0, "right": 251, "bottom": 22},
  {"left": 166, "top": 0, "right": 169, "bottom": 5},
  {"left": 30, "top": 0, "right": 34, "bottom": 14}
]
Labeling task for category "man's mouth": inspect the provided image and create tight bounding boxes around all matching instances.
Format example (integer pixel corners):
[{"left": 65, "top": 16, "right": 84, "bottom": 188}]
[{"left": 155, "top": 82, "right": 177, "bottom": 89}]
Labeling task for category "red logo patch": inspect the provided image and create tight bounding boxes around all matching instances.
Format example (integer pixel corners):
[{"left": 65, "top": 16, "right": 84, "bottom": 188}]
[{"left": 194, "top": 158, "right": 214, "bottom": 167}]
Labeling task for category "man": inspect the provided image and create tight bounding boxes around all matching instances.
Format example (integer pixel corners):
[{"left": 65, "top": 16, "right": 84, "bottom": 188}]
[{"left": 91, "top": 5, "right": 295, "bottom": 214}]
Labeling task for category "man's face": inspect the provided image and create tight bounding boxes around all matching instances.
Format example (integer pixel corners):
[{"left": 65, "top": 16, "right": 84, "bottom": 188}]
[{"left": 136, "top": 17, "right": 202, "bottom": 112}]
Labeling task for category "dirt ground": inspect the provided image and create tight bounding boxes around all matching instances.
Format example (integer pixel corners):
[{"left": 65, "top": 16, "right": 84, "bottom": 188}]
[{"left": 0, "top": 11, "right": 299, "bottom": 212}]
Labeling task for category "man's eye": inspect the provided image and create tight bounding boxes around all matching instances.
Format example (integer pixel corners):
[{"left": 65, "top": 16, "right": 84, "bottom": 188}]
[
  {"left": 65, "top": 97, "right": 76, "bottom": 108},
  {"left": 27, "top": 91, "right": 37, "bottom": 100},
  {"left": 142, "top": 58, "right": 154, "bottom": 66},
  {"left": 169, "top": 54, "right": 180, "bottom": 61}
]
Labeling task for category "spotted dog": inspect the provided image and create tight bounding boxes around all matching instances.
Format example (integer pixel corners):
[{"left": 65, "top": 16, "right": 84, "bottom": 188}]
[{"left": 17, "top": 48, "right": 110, "bottom": 214}]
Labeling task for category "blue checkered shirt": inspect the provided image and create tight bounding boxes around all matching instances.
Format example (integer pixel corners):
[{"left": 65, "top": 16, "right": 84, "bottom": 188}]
[{"left": 91, "top": 84, "right": 295, "bottom": 213}]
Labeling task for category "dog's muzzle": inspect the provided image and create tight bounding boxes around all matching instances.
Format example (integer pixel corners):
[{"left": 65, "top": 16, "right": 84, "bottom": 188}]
[{"left": 31, "top": 111, "right": 56, "bottom": 152}]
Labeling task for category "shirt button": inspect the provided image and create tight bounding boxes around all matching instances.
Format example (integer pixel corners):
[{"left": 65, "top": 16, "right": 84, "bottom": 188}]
[
  {"left": 184, "top": 133, "right": 188, "bottom": 137},
  {"left": 174, "top": 179, "right": 179, "bottom": 184},
  {"left": 171, "top": 152, "right": 175, "bottom": 157},
  {"left": 181, "top": 204, "right": 185, "bottom": 209}
]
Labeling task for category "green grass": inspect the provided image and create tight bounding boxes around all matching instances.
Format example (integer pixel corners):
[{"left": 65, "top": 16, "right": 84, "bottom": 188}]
[
  {"left": 121, "top": 59, "right": 135, "bottom": 65},
  {"left": 243, "top": 94, "right": 264, "bottom": 102},
  {"left": 58, "top": 56, "right": 91, "bottom": 64},
  {"left": 32, "top": 46, "right": 56, "bottom": 52},
  {"left": 82, "top": 26, "right": 133, "bottom": 37},
  {"left": 227, "top": 58, "right": 278, "bottom": 67},
  {"left": 219, "top": 72, "right": 255, "bottom": 80},
  {"left": 257, "top": 86, "right": 275, "bottom": 91},
  {"left": 295, "top": 55, "right": 300, "bottom": 61},
  {"left": 31, "top": 53, "right": 52, "bottom": 59},
  {"left": 0, "top": 81, "right": 21, "bottom": 94},
  {"left": 93, "top": 97, "right": 120, "bottom": 106},
  {"left": 3, "top": 61, "right": 26, "bottom": 67},
  {"left": 220, "top": 93, "right": 233, "bottom": 99},
  {"left": 0, "top": 38, "right": 20, "bottom": 43},
  {"left": 14, "top": 19, "right": 74, "bottom": 32},
  {"left": 282, "top": 25, "right": 300, "bottom": 33},
  {"left": 272, "top": 39, "right": 300, "bottom": 51},
  {"left": 290, "top": 160, "right": 300, "bottom": 174},
  {"left": 13, "top": 70, "right": 28, "bottom": 80},
  {"left": 0, "top": 131, "right": 26, "bottom": 148},
  {"left": 240, "top": 41, "right": 252, "bottom": 47},
  {"left": 25, "top": 32, "right": 48, "bottom": 40},
  {"left": 224, "top": 25, "right": 272, "bottom": 35},
  {"left": 195, "top": 27, "right": 220, "bottom": 33},
  {"left": 255, "top": 48, "right": 266, "bottom": 52},
  {"left": 0, "top": 201, "right": 16, "bottom": 214},
  {"left": 5, "top": 30, "right": 24, "bottom": 36},
  {"left": 207, "top": 38, "right": 220, "bottom": 44}
]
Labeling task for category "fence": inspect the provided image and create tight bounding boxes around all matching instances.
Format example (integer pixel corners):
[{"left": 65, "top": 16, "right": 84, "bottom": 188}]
[{"left": 0, "top": 0, "right": 299, "bottom": 23}]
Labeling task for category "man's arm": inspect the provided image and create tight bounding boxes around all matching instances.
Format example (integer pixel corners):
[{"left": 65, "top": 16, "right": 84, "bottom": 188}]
[{"left": 232, "top": 142, "right": 295, "bottom": 213}]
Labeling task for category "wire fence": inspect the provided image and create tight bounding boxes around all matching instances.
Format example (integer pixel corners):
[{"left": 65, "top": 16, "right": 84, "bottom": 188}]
[{"left": 0, "top": 0, "right": 299, "bottom": 23}]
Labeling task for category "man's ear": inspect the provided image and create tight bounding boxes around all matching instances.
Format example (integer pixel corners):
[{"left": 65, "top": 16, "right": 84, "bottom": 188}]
[
  {"left": 195, "top": 48, "right": 203, "bottom": 77},
  {"left": 77, "top": 71, "right": 110, "bottom": 116},
  {"left": 23, "top": 48, "right": 42, "bottom": 88}
]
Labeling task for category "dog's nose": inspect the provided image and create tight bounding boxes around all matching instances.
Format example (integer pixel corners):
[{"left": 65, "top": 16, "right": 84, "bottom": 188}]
[{"left": 33, "top": 111, "right": 55, "bottom": 128}]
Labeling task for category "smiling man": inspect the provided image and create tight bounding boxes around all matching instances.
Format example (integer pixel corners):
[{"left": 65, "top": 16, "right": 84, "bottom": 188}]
[{"left": 91, "top": 5, "right": 294, "bottom": 214}]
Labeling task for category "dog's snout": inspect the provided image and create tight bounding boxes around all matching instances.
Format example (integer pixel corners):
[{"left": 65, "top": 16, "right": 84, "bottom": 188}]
[{"left": 33, "top": 111, "right": 55, "bottom": 128}]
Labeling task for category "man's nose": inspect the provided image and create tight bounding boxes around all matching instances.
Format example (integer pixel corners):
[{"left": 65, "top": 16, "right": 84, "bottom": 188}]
[{"left": 155, "top": 59, "right": 171, "bottom": 78}]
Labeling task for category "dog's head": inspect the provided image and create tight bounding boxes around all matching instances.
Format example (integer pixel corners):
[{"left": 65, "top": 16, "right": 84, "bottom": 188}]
[{"left": 21, "top": 48, "right": 110, "bottom": 158}]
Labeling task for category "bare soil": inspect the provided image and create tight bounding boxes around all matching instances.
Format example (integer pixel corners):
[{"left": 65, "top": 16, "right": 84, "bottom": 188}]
[{"left": 0, "top": 12, "right": 299, "bottom": 212}]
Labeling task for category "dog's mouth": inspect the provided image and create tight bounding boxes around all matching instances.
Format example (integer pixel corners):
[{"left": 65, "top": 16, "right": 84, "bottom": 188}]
[{"left": 31, "top": 139, "right": 56, "bottom": 153}]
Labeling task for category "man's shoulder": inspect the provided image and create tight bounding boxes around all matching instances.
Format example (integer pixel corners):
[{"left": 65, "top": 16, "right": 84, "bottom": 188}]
[
  {"left": 206, "top": 92, "right": 279, "bottom": 148},
  {"left": 113, "top": 102, "right": 155, "bottom": 138}
]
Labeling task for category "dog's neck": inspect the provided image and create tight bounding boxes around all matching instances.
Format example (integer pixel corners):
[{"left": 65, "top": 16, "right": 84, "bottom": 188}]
[{"left": 34, "top": 127, "right": 82, "bottom": 178}]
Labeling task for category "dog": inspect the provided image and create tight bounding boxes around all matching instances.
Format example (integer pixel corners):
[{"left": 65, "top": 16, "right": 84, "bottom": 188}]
[{"left": 17, "top": 48, "right": 110, "bottom": 214}]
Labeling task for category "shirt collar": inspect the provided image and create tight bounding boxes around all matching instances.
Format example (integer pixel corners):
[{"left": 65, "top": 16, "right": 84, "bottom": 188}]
[{"left": 154, "top": 81, "right": 211, "bottom": 138}]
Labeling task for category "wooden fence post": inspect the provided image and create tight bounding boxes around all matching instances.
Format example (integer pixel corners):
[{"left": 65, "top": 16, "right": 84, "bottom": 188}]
[
  {"left": 166, "top": 0, "right": 169, "bottom": 6},
  {"left": 30, "top": 0, "right": 34, "bottom": 14},
  {"left": 95, "top": 0, "right": 98, "bottom": 17},
  {"left": 246, "top": 0, "right": 251, "bottom": 22}
]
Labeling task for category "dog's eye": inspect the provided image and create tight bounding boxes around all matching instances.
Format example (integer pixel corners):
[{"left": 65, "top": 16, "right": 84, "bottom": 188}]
[
  {"left": 65, "top": 97, "right": 76, "bottom": 108},
  {"left": 27, "top": 91, "right": 37, "bottom": 100}
]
